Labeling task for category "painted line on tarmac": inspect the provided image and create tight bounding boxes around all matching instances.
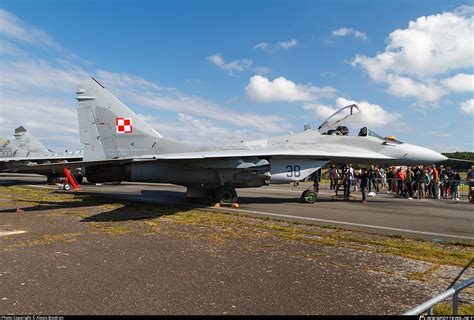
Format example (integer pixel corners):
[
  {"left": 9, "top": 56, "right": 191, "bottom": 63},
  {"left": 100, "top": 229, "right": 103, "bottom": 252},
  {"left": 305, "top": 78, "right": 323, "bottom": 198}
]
[
  {"left": 247, "top": 187, "right": 332, "bottom": 195},
  {"left": 0, "top": 230, "right": 26, "bottom": 237},
  {"left": 219, "top": 207, "right": 474, "bottom": 241},
  {"left": 84, "top": 192, "right": 474, "bottom": 241}
]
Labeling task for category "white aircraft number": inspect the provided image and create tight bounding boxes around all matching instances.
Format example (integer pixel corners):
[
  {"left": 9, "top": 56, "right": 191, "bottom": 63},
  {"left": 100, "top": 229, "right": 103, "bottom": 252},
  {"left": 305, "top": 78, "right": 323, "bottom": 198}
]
[
  {"left": 2, "top": 151, "right": 13, "bottom": 157},
  {"left": 286, "top": 165, "right": 301, "bottom": 178}
]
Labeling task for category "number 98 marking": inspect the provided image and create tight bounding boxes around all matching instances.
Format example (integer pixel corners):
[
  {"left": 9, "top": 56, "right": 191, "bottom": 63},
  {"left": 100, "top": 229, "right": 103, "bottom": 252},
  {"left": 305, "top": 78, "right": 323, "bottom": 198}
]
[{"left": 286, "top": 165, "right": 301, "bottom": 178}]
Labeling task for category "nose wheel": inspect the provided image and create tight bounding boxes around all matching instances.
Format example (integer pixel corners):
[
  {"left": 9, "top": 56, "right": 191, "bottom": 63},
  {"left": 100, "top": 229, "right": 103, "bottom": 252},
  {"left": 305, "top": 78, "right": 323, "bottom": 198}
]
[
  {"left": 301, "top": 179, "right": 319, "bottom": 204},
  {"left": 301, "top": 190, "right": 317, "bottom": 203}
]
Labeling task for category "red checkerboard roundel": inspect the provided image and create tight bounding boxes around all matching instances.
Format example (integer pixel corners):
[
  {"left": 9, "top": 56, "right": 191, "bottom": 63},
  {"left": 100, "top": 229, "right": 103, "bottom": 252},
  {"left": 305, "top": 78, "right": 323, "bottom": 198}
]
[{"left": 116, "top": 118, "right": 132, "bottom": 133}]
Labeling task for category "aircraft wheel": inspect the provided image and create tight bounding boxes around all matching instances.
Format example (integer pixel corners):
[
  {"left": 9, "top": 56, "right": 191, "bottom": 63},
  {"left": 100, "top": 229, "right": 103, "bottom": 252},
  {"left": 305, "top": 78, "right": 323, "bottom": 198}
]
[
  {"left": 301, "top": 190, "right": 309, "bottom": 199},
  {"left": 47, "top": 175, "right": 57, "bottom": 184},
  {"left": 63, "top": 183, "right": 72, "bottom": 191},
  {"left": 213, "top": 185, "right": 238, "bottom": 204},
  {"left": 302, "top": 190, "right": 317, "bottom": 203},
  {"left": 74, "top": 175, "right": 84, "bottom": 184}
]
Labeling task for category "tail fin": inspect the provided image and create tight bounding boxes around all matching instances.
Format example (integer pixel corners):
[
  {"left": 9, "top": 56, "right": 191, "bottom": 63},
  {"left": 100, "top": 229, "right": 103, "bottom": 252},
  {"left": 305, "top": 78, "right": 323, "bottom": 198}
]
[
  {"left": 0, "top": 137, "right": 12, "bottom": 156},
  {"left": 13, "top": 126, "right": 50, "bottom": 156},
  {"left": 76, "top": 77, "right": 193, "bottom": 161},
  {"left": 0, "top": 137, "right": 11, "bottom": 148}
]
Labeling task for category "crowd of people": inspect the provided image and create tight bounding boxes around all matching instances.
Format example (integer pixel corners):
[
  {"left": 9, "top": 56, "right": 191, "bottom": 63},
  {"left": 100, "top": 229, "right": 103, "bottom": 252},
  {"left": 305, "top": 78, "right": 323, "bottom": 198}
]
[{"left": 328, "top": 164, "right": 470, "bottom": 203}]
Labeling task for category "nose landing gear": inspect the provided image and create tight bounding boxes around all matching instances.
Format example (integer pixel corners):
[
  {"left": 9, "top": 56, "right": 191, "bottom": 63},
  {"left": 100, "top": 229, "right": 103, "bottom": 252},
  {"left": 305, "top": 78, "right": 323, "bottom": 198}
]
[{"left": 301, "top": 178, "right": 319, "bottom": 203}]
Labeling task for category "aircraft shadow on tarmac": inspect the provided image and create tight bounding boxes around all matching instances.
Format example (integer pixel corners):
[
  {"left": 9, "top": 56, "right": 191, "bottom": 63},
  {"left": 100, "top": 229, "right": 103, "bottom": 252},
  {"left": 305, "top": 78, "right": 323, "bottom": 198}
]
[
  {"left": 0, "top": 178, "right": 47, "bottom": 187},
  {"left": 138, "top": 189, "right": 341, "bottom": 205},
  {"left": 0, "top": 192, "right": 194, "bottom": 223},
  {"left": 139, "top": 189, "right": 311, "bottom": 205},
  {"left": 137, "top": 189, "right": 387, "bottom": 204}
]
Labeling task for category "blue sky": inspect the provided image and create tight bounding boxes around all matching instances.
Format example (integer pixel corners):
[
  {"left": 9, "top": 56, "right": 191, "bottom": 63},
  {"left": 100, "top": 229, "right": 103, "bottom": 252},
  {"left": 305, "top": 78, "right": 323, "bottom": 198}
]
[{"left": 0, "top": 0, "right": 473, "bottom": 152}]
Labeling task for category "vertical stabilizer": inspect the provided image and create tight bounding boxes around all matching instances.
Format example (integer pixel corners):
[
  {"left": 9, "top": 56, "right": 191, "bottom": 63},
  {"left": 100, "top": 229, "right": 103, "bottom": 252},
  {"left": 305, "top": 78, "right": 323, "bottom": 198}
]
[
  {"left": 13, "top": 126, "right": 50, "bottom": 156},
  {"left": 76, "top": 77, "right": 194, "bottom": 161},
  {"left": 0, "top": 137, "right": 13, "bottom": 157}
]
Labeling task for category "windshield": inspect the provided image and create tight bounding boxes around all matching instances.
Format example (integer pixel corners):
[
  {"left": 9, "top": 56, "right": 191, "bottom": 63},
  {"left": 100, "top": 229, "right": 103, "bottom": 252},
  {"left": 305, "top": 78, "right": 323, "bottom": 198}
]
[
  {"left": 368, "top": 130, "right": 383, "bottom": 139},
  {"left": 318, "top": 104, "right": 360, "bottom": 134}
]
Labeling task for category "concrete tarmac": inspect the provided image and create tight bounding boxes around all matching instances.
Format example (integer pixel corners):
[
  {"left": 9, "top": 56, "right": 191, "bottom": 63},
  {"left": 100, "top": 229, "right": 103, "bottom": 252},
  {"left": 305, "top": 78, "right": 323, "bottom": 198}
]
[
  {"left": 1, "top": 173, "right": 473, "bottom": 315},
  {"left": 1, "top": 174, "right": 473, "bottom": 242}
]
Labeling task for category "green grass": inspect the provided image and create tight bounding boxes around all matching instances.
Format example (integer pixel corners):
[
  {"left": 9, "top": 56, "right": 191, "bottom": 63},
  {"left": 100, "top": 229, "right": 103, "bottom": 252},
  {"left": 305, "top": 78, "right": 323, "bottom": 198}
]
[
  {"left": 88, "top": 223, "right": 131, "bottom": 234},
  {"left": 12, "top": 233, "right": 80, "bottom": 247},
  {"left": 433, "top": 302, "right": 474, "bottom": 315},
  {"left": 2, "top": 185, "right": 473, "bottom": 267},
  {"left": 150, "top": 210, "right": 473, "bottom": 267},
  {"left": 406, "top": 264, "right": 441, "bottom": 281}
]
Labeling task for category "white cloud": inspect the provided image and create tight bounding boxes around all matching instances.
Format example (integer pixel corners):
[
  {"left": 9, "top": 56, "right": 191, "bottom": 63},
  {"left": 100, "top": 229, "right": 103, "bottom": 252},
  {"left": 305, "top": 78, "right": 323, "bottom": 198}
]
[
  {"left": 0, "top": 93, "right": 81, "bottom": 151},
  {"left": 354, "top": 10, "right": 474, "bottom": 77},
  {"left": 253, "top": 42, "right": 270, "bottom": 51},
  {"left": 442, "top": 73, "right": 474, "bottom": 92},
  {"left": 276, "top": 38, "right": 299, "bottom": 49},
  {"left": 352, "top": 6, "right": 474, "bottom": 104},
  {"left": 460, "top": 99, "right": 474, "bottom": 114},
  {"left": 425, "top": 131, "right": 452, "bottom": 137},
  {"left": 332, "top": 28, "right": 367, "bottom": 40},
  {"left": 0, "top": 59, "right": 88, "bottom": 93},
  {"left": 97, "top": 71, "right": 288, "bottom": 133},
  {"left": 253, "top": 38, "right": 299, "bottom": 52},
  {"left": 253, "top": 66, "right": 271, "bottom": 75},
  {"left": 453, "top": 5, "right": 474, "bottom": 17},
  {"left": 245, "top": 75, "right": 336, "bottom": 103},
  {"left": 139, "top": 113, "right": 260, "bottom": 146},
  {"left": 0, "top": 8, "right": 62, "bottom": 51},
  {"left": 306, "top": 97, "right": 402, "bottom": 129},
  {"left": 207, "top": 53, "right": 253, "bottom": 75},
  {"left": 386, "top": 75, "right": 447, "bottom": 103},
  {"left": 0, "top": 9, "right": 290, "bottom": 150}
]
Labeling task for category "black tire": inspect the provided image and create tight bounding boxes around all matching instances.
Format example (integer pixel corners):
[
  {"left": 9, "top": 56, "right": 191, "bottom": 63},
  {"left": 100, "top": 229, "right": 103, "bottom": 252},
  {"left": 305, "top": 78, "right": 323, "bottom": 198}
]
[
  {"left": 301, "top": 190, "right": 309, "bottom": 200},
  {"left": 47, "top": 175, "right": 57, "bottom": 184},
  {"left": 213, "top": 185, "right": 238, "bottom": 204},
  {"left": 302, "top": 190, "right": 317, "bottom": 203},
  {"left": 74, "top": 175, "right": 84, "bottom": 184}
]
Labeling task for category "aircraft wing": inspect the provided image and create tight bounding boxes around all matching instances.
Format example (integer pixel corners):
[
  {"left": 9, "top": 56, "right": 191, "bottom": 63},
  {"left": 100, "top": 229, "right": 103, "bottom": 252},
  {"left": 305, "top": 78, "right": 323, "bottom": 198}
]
[
  {"left": 9, "top": 147, "right": 394, "bottom": 173},
  {"left": 0, "top": 154, "right": 83, "bottom": 163}
]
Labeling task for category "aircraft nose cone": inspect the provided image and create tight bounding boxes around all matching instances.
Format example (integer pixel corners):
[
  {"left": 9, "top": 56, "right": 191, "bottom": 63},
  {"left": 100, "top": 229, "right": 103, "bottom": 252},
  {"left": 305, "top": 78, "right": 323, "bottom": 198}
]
[
  {"left": 404, "top": 144, "right": 447, "bottom": 164},
  {"left": 434, "top": 152, "right": 448, "bottom": 163}
]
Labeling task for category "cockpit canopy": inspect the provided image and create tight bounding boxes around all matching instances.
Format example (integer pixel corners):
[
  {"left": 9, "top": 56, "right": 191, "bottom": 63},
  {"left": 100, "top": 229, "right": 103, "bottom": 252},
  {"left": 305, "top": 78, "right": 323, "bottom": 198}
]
[
  {"left": 318, "top": 104, "right": 403, "bottom": 143},
  {"left": 318, "top": 104, "right": 360, "bottom": 134}
]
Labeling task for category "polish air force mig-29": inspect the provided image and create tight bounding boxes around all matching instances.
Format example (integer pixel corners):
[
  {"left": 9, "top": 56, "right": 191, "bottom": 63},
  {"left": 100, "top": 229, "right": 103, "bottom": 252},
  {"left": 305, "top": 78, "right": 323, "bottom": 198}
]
[
  {"left": 22, "top": 77, "right": 447, "bottom": 204},
  {"left": 0, "top": 126, "right": 84, "bottom": 183}
]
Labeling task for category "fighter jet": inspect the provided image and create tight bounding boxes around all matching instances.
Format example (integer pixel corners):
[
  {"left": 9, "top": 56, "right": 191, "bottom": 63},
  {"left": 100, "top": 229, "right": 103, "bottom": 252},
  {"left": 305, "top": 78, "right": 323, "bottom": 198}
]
[
  {"left": 21, "top": 77, "right": 447, "bottom": 203},
  {"left": 0, "top": 126, "right": 84, "bottom": 183}
]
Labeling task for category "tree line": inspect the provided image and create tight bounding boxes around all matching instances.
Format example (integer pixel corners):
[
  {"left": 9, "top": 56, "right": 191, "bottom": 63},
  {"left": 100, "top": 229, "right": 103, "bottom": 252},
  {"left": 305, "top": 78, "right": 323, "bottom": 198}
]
[{"left": 441, "top": 152, "right": 474, "bottom": 171}]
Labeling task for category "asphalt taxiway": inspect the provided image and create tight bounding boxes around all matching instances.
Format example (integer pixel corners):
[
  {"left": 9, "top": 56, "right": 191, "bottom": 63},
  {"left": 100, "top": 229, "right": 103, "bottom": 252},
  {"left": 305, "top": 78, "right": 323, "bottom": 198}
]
[{"left": 1, "top": 174, "right": 473, "bottom": 242}]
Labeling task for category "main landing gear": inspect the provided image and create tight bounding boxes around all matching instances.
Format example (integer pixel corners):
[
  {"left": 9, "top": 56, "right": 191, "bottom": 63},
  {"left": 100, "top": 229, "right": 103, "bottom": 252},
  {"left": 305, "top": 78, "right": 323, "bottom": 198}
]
[
  {"left": 213, "top": 185, "right": 238, "bottom": 204},
  {"left": 186, "top": 185, "right": 239, "bottom": 207},
  {"left": 47, "top": 174, "right": 83, "bottom": 184}
]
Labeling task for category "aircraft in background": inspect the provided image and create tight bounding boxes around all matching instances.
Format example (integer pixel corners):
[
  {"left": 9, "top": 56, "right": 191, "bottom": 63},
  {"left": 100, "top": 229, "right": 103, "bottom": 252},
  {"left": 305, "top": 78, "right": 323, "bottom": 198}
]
[
  {"left": 20, "top": 77, "right": 447, "bottom": 203},
  {"left": 0, "top": 126, "right": 84, "bottom": 183}
]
